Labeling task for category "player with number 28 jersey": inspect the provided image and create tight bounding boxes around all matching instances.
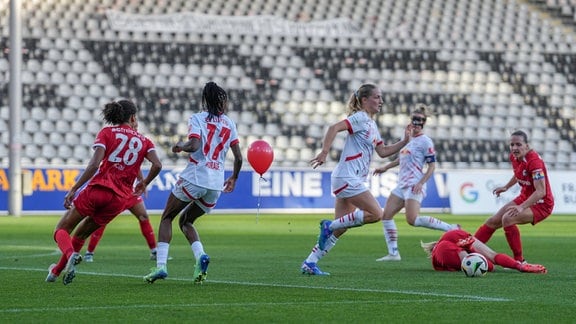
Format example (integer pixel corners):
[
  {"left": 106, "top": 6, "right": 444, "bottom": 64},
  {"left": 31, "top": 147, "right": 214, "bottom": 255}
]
[
  {"left": 88, "top": 125, "right": 156, "bottom": 200},
  {"left": 48, "top": 100, "right": 162, "bottom": 285}
]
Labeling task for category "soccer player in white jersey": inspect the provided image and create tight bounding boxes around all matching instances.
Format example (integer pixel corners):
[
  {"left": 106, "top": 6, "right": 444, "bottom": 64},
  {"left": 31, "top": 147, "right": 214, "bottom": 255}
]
[
  {"left": 301, "top": 83, "right": 411, "bottom": 275},
  {"left": 374, "top": 104, "right": 459, "bottom": 262},
  {"left": 144, "top": 82, "right": 243, "bottom": 284}
]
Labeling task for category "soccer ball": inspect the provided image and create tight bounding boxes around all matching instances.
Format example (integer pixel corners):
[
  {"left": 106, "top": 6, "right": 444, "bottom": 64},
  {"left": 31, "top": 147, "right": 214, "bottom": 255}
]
[{"left": 461, "top": 253, "right": 488, "bottom": 277}]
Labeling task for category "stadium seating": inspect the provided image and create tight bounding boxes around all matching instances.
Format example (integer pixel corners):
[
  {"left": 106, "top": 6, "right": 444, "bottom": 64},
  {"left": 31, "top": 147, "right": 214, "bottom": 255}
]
[{"left": 0, "top": 0, "right": 575, "bottom": 170}]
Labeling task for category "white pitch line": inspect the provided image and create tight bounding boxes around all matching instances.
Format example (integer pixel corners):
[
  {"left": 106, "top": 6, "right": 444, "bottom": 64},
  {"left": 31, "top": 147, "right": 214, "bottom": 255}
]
[
  {"left": 1, "top": 299, "right": 446, "bottom": 314},
  {"left": 211, "top": 279, "right": 511, "bottom": 301},
  {"left": 0, "top": 250, "right": 60, "bottom": 260},
  {"left": 0, "top": 266, "right": 511, "bottom": 303},
  {"left": 2, "top": 245, "right": 60, "bottom": 252}
]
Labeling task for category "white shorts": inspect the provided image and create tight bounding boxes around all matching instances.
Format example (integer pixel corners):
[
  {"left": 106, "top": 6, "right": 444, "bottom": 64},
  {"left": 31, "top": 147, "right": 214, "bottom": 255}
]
[
  {"left": 172, "top": 178, "right": 221, "bottom": 213},
  {"left": 331, "top": 177, "right": 369, "bottom": 198},
  {"left": 391, "top": 185, "right": 426, "bottom": 203}
]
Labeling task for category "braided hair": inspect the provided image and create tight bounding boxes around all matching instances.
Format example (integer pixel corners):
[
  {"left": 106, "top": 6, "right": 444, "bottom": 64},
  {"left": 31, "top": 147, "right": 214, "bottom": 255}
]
[
  {"left": 102, "top": 99, "right": 137, "bottom": 125},
  {"left": 202, "top": 82, "right": 228, "bottom": 121},
  {"left": 346, "top": 83, "right": 378, "bottom": 116}
]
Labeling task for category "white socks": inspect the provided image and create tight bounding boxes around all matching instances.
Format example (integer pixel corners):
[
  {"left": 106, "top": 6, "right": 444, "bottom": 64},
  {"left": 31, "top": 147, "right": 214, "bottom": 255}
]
[
  {"left": 191, "top": 241, "right": 205, "bottom": 260},
  {"left": 330, "top": 209, "right": 365, "bottom": 230},
  {"left": 156, "top": 242, "right": 170, "bottom": 267},
  {"left": 305, "top": 235, "right": 338, "bottom": 263},
  {"left": 414, "top": 215, "right": 453, "bottom": 231},
  {"left": 382, "top": 219, "right": 399, "bottom": 256},
  {"left": 378, "top": 216, "right": 453, "bottom": 258}
]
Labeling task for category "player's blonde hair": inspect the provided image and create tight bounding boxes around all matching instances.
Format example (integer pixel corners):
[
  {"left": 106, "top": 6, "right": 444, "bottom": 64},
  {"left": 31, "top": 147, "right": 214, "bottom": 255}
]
[
  {"left": 346, "top": 83, "right": 378, "bottom": 116},
  {"left": 412, "top": 103, "right": 433, "bottom": 118},
  {"left": 420, "top": 240, "right": 438, "bottom": 259}
]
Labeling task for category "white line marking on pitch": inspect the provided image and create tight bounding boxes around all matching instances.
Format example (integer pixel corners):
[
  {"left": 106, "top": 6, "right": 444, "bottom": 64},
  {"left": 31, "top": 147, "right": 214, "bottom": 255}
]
[
  {"left": 0, "top": 266, "right": 511, "bottom": 308},
  {"left": 0, "top": 299, "right": 449, "bottom": 313},
  {"left": 0, "top": 250, "right": 60, "bottom": 260}
]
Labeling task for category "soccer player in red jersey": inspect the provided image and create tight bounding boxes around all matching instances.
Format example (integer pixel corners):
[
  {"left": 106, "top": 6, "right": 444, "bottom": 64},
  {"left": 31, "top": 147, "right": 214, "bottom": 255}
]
[
  {"left": 474, "top": 130, "right": 554, "bottom": 263},
  {"left": 45, "top": 99, "right": 162, "bottom": 285},
  {"left": 421, "top": 229, "right": 547, "bottom": 273},
  {"left": 84, "top": 125, "right": 159, "bottom": 263}
]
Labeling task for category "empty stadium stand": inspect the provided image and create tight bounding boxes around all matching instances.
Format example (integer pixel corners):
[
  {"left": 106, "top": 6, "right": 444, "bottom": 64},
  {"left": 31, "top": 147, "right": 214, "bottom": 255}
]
[{"left": 0, "top": 0, "right": 575, "bottom": 170}]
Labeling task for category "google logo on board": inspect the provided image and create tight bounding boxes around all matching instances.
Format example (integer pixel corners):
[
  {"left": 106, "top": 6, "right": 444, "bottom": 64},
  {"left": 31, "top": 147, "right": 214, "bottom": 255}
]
[{"left": 460, "top": 182, "right": 479, "bottom": 203}]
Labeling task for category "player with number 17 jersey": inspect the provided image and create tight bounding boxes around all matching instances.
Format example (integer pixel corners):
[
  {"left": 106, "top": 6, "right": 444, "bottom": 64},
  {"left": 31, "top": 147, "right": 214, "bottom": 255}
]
[
  {"left": 88, "top": 124, "right": 157, "bottom": 200},
  {"left": 180, "top": 111, "right": 239, "bottom": 190}
]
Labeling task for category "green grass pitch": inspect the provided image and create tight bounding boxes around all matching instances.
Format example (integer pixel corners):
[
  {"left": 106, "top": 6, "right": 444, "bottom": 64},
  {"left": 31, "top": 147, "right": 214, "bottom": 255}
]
[{"left": 1, "top": 213, "right": 575, "bottom": 323}]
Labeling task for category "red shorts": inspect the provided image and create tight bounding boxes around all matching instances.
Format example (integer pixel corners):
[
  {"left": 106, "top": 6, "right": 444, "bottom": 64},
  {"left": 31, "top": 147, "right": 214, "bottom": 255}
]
[
  {"left": 431, "top": 230, "right": 470, "bottom": 271},
  {"left": 431, "top": 240, "right": 462, "bottom": 271},
  {"left": 431, "top": 229, "right": 494, "bottom": 272},
  {"left": 530, "top": 203, "right": 553, "bottom": 224},
  {"left": 126, "top": 195, "right": 143, "bottom": 209},
  {"left": 513, "top": 196, "right": 553, "bottom": 225},
  {"left": 73, "top": 186, "right": 131, "bottom": 226}
]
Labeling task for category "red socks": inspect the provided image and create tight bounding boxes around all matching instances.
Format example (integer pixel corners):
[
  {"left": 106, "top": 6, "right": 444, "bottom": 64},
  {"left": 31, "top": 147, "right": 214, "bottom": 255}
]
[
  {"left": 72, "top": 236, "right": 85, "bottom": 253},
  {"left": 475, "top": 224, "right": 524, "bottom": 262},
  {"left": 504, "top": 225, "right": 524, "bottom": 261},
  {"left": 139, "top": 219, "right": 157, "bottom": 250},
  {"left": 494, "top": 253, "right": 521, "bottom": 270},
  {"left": 86, "top": 220, "right": 156, "bottom": 252},
  {"left": 474, "top": 224, "right": 496, "bottom": 243},
  {"left": 52, "top": 229, "right": 74, "bottom": 275},
  {"left": 87, "top": 226, "right": 105, "bottom": 252},
  {"left": 54, "top": 229, "right": 74, "bottom": 259}
]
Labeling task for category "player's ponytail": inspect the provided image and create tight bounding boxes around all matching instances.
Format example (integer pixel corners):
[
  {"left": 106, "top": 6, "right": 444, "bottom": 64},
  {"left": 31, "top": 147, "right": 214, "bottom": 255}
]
[
  {"left": 202, "top": 82, "right": 228, "bottom": 121},
  {"left": 420, "top": 240, "right": 437, "bottom": 259},
  {"left": 346, "top": 83, "right": 377, "bottom": 116}
]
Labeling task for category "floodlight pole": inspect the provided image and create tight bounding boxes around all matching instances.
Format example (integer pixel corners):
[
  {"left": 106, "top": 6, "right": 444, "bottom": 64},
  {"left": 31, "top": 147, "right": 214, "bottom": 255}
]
[{"left": 8, "top": 0, "right": 23, "bottom": 216}]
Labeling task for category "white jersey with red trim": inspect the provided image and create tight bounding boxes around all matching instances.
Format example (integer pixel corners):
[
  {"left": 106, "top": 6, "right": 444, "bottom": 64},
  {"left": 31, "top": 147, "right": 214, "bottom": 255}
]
[
  {"left": 332, "top": 111, "right": 383, "bottom": 179},
  {"left": 397, "top": 133, "right": 435, "bottom": 188},
  {"left": 179, "top": 111, "right": 239, "bottom": 190}
]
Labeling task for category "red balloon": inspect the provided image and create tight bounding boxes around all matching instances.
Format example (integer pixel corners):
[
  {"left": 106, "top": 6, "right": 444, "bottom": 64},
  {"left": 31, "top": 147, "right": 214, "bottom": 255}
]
[{"left": 247, "top": 140, "right": 274, "bottom": 176}]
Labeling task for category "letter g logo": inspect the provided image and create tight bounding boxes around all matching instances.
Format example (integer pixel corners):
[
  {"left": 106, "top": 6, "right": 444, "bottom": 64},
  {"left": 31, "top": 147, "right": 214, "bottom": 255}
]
[{"left": 460, "top": 182, "right": 479, "bottom": 203}]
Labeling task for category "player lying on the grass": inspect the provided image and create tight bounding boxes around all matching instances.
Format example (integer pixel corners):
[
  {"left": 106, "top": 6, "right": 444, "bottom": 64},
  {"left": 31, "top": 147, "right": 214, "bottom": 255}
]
[{"left": 420, "top": 229, "right": 547, "bottom": 273}]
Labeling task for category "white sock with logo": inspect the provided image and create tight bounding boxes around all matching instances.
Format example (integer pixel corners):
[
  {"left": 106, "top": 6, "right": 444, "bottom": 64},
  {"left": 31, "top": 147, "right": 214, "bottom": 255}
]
[
  {"left": 382, "top": 219, "right": 399, "bottom": 255},
  {"left": 414, "top": 216, "right": 453, "bottom": 231}
]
